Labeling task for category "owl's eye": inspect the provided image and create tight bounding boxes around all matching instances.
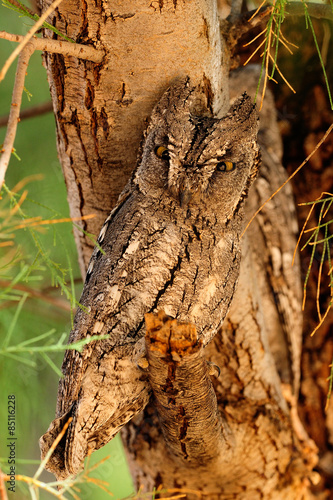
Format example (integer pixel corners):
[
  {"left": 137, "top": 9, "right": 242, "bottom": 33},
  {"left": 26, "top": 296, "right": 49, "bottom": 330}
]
[
  {"left": 155, "top": 145, "right": 170, "bottom": 161},
  {"left": 216, "top": 161, "right": 235, "bottom": 172}
]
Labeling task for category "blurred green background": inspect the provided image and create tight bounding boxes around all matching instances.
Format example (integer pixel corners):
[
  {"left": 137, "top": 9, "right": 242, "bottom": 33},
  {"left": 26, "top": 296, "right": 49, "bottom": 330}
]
[{"left": 0, "top": 5, "right": 134, "bottom": 499}]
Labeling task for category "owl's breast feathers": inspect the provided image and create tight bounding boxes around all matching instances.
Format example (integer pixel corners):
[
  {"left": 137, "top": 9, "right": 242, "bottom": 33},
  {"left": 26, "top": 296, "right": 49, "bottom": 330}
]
[{"left": 73, "top": 190, "right": 240, "bottom": 351}]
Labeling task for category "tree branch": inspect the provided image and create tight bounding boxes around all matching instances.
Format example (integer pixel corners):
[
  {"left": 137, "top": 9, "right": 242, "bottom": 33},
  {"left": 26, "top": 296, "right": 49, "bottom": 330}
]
[
  {"left": 229, "top": 0, "right": 244, "bottom": 22},
  {"left": 0, "top": 23, "right": 104, "bottom": 183},
  {"left": 0, "top": 42, "right": 34, "bottom": 187},
  {"left": 145, "top": 311, "right": 229, "bottom": 466},
  {"left": 0, "top": 31, "right": 105, "bottom": 63},
  {"left": 287, "top": 2, "right": 333, "bottom": 21},
  {"left": 0, "top": 101, "right": 53, "bottom": 128},
  {"left": 0, "top": 0, "right": 64, "bottom": 82}
]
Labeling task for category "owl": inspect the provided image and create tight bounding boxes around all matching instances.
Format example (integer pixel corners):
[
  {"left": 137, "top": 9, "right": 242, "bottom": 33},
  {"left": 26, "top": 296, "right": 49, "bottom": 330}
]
[{"left": 39, "top": 77, "right": 259, "bottom": 479}]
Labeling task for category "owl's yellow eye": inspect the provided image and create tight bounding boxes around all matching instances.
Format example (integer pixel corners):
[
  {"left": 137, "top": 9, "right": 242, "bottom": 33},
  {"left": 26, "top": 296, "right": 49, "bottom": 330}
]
[
  {"left": 155, "top": 146, "right": 170, "bottom": 160},
  {"left": 216, "top": 161, "right": 235, "bottom": 172}
]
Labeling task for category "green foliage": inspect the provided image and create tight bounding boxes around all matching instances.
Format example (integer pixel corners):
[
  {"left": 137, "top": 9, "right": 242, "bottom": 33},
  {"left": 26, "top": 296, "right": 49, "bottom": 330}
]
[
  {"left": 245, "top": 0, "right": 333, "bottom": 110},
  {"left": 0, "top": 438, "right": 132, "bottom": 499},
  {"left": 0, "top": 301, "right": 109, "bottom": 375}
]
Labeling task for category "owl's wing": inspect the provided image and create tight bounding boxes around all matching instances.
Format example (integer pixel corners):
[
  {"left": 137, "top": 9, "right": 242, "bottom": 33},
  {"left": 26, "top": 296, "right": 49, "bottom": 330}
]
[{"left": 40, "top": 187, "right": 188, "bottom": 479}]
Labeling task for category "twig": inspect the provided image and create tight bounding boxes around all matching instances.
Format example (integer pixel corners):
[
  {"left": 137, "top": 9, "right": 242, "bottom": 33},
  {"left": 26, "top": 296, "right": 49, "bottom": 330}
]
[
  {"left": 267, "top": 52, "right": 296, "bottom": 94},
  {"left": 0, "top": 31, "right": 105, "bottom": 63},
  {"left": 0, "top": 0, "right": 64, "bottom": 82},
  {"left": 242, "top": 122, "right": 333, "bottom": 238},
  {"left": 0, "top": 101, "right": 53, "bottom": 127},
  {"left": 3, "top": 0, "right": 73, "bottom": 42},
  {"left": 221, "top": 6, "right": 273, "bottom": 55},
  {"left": 0, "top": 42, "right": 34, "bottom": 187},
  {"left": 0, "top": 468, "right": 8, "bottom": 500},
  {"left": 1, "top": 474, "right": 67, "bottom": 499},
  {"left": 287, "top": 2, "right": 333, "bottom": 21},
  {"left": 0, "top": 280, "right": 72, "bottom": 311},
  {"left": 13, "top": 213, "right": 96, "bottom": 229},
  {"left": 4, "top": 0, "right": 38, "bottom": 17}
]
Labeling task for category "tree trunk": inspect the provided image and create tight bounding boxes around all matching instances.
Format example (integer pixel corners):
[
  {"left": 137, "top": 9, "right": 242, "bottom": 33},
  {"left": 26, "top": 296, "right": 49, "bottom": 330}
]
[{"left": 39, "top": 0, "right": 319, "bottom": 497}]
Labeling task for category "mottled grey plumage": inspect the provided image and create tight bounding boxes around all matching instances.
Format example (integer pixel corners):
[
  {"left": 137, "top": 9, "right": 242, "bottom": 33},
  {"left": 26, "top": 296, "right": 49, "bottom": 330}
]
[{"left": 39, "top": 78, "right": 259, "bottom": 479}]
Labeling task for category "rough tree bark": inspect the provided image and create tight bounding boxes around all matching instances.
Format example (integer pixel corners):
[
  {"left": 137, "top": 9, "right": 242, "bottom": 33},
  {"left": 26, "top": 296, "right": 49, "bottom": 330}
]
[{"left": 38, "top": 0, "right": 319, "bottom": 497}]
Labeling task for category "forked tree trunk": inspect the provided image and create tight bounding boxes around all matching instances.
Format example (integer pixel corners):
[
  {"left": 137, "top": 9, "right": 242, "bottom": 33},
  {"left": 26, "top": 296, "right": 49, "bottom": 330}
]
[{"left": 39, "top": 0, "right": 318, "bottom": 497}]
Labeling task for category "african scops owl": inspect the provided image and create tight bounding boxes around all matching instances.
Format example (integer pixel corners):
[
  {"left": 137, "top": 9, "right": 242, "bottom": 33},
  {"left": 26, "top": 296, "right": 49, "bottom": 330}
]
[{"left": 40, "top": 77, "right": 259, "bottom": 479}]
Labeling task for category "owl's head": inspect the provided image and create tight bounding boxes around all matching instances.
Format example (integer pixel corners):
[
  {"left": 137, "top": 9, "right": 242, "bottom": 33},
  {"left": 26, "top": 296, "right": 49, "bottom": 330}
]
[{"left": 134, "top": 78, "right": 259, "bottom": 221}]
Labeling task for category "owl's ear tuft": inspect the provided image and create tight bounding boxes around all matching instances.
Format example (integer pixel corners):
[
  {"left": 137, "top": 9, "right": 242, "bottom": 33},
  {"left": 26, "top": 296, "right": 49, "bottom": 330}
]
[{"left": 225, "top": 92, "right": 259, "bottom": 134}]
